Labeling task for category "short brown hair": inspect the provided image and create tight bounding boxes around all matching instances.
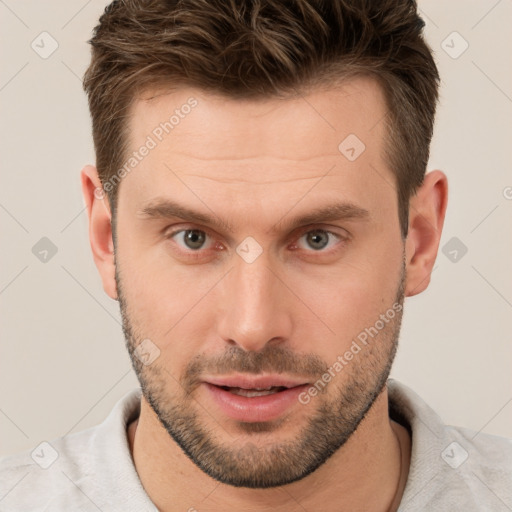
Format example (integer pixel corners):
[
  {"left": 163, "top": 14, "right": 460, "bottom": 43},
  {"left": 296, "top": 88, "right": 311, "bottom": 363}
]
[{"left": 83, "top": 0, "right": 439, "bottom": 238}]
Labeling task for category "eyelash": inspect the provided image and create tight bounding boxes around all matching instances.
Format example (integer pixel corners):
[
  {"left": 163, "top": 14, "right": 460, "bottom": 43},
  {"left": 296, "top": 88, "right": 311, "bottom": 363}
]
[{"left": 164, "top": 225, "right": 349, "bottom": 260}]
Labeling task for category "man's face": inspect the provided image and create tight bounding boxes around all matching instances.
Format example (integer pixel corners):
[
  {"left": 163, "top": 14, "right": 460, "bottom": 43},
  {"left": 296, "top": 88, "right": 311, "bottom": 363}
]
[{"left": 114, "top": 77, "right": 406, "bottom": 487}]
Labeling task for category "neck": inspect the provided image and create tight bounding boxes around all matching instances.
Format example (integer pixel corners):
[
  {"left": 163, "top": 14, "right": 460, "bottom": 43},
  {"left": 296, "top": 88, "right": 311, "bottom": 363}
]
[{"left": 128, "top": 387, "right": 410, "bottom": 512}]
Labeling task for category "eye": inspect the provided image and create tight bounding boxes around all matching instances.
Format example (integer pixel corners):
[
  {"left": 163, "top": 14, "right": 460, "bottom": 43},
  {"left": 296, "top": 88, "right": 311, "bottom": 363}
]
[
  {"left": 295, "top": 229, "right": 343, "bottom": 252},
  {"left": 169, "top": 229, "right": 212, "bottom": 251}
]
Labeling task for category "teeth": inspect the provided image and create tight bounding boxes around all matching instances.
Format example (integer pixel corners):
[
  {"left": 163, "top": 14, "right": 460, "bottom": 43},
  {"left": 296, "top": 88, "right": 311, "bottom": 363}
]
[{"left": 227, "top": 386, "right": 285, "bottom": 397}]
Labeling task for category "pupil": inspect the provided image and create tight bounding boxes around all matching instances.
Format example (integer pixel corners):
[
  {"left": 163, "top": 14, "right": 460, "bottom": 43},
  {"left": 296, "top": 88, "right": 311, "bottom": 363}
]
[
  {"left": 307, "top": 230, "right": 328, "bottom": 250},
  {"left": 185, "top": 230, "right": 205, "bottom": 249}
]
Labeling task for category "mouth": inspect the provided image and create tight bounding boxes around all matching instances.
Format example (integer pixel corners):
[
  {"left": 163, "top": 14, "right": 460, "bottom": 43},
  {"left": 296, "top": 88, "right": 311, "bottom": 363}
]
[{"left": 202, "top": 375, "right": 310, "bottom": 423}]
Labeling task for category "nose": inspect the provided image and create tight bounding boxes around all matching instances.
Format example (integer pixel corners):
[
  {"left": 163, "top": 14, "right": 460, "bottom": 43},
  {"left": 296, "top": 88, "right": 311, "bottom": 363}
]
[{"left": 216, "top": 251, "right": 293, "bottom": 352}]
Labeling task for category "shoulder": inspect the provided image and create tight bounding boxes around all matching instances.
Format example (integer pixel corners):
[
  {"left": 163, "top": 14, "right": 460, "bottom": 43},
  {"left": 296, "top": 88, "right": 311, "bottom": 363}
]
[
  {"left": 388, "top": 380, "right": 512, "bottom": 511},
  {"left": 0, "top": 388, "right": 152, "bottom": 511},
  {"left": 443, "top": 425, "right": 512, "bottom": 500},
  {"left": 0, "top": 427, "right": 99, "bottom": 511},
  {"left": 415, "top": 427, "right": 512, "bottom": 512}
]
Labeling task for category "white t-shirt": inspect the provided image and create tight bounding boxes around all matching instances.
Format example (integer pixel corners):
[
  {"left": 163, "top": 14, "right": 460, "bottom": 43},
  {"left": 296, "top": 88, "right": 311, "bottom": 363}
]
[{"left": 0, "top": 380, "right": 510, "bottom": 511}]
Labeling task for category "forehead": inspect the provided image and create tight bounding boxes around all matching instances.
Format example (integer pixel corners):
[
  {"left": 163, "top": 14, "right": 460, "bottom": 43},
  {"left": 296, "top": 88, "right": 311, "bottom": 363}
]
[
  {"left": 127, "top": 76, "right": 388, "bottom": 165},
  {"left": 118, "top": 77, "right": 394, "bottom": 223}
]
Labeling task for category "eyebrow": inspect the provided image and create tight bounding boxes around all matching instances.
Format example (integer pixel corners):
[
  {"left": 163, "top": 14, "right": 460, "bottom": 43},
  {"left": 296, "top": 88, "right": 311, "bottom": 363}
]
[
  {"left": 137, "top": 198, "right": 370, "bottom": 234},
  {"left": 138, "top": 199, "right": 234, "bottom": 233},
  {"left": 273, "top": 202, "right": 370, "bottom": 234}
]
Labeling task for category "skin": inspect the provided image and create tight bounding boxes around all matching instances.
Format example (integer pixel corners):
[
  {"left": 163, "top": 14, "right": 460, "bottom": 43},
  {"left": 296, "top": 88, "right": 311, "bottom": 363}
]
[{"left": 81, "top": 76, "right": 447, "bottom": 511}]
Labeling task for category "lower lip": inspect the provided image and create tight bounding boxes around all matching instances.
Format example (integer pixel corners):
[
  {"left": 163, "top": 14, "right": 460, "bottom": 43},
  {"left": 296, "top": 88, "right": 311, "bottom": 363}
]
[{"left": 203, "top": 383, "right": 309, "bottom": 423}]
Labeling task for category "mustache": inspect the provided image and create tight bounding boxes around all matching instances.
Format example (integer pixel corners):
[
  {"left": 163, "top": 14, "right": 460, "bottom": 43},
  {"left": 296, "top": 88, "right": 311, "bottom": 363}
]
[{"left": 182, "top": 345, "right": 328, "bottom": 392}]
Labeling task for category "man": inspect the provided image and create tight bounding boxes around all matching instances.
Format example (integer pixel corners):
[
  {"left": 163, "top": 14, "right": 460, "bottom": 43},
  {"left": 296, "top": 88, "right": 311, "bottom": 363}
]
[{"left": 1, "top": 0, "right": 510, "bottom": 510}]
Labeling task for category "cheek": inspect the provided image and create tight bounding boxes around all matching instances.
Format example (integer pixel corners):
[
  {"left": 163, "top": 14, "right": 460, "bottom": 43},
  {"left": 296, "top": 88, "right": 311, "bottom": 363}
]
[
  {"left": 117, "top": 240, "right": 222, "bottom": 357},
  {"left": 286, "top": 240, "right": 403, "bottom": 354}
]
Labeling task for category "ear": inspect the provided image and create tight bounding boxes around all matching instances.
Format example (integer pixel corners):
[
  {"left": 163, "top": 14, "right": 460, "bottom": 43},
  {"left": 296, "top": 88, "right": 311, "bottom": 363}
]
[
  {"left": 404, "top": 170, "right": 448, "bottom": 297},
  {"left": 80, "top": 165, "right": 118, "bottom": 300}
]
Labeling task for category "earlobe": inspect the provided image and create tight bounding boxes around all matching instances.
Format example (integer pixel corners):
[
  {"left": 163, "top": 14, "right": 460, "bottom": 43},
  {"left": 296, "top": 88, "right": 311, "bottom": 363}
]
[
  {"left": 404, "top": 170, "right": 448, "bottom": 297},
  {"left": 80, "top": 165, "right": 118, "bottom": 300}
]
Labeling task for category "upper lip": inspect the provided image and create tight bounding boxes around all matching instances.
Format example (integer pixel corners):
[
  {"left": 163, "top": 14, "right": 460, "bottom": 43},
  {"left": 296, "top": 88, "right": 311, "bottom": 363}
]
[{"left": 204, "top": 374, "right": 309, "bottom": 390}]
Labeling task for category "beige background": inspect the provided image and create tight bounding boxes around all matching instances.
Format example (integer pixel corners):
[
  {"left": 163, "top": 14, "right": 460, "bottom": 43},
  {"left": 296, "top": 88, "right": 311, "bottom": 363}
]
[{"left": 1, "top": 0, "right": 511, "bottom": 458}]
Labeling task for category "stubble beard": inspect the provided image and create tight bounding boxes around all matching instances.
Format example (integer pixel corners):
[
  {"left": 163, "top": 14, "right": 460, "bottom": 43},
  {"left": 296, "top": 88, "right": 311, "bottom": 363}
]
[{"left": 117, "top": 263, "right": 405, "bottom": 488}]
